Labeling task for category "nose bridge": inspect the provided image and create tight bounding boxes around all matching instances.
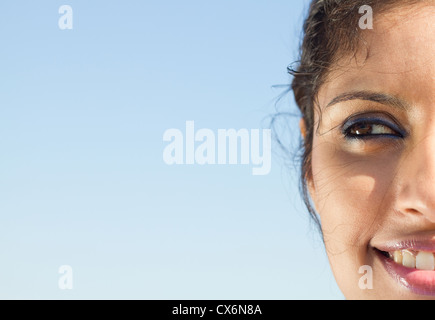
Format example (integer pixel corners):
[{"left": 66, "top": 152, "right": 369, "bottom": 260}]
[{"left": 398, "top": 131, "right": 435, "bottom": 221}]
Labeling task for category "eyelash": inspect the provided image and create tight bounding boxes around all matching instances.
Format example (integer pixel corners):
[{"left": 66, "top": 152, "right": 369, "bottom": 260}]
[{"left": 342, "top": 117, "right": 405, "bottom": 140}]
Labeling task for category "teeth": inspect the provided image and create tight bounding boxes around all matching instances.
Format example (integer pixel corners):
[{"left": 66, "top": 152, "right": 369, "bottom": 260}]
[
  {"left": 416, "top": 251, "right": 435, "bottom": 271},
  {"left": 390, "top": 250, "right": 435, "bottom": 270},
  {"left": 402, "top": 250, "right": 416, "bottom": 268},
  {"left": 393, "top": 250, "right": 403, "bottom": 264}
]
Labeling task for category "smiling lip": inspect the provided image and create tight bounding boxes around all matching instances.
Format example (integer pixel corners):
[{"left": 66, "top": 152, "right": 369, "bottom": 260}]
[{"left": 374, "top": 237, "right": 435, "bottom": 296}]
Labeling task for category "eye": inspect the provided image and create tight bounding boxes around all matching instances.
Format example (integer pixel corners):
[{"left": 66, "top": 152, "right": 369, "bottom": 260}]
[
  {"left": 348, "top": 123, "right": 395, "bottom": 135},
  {"left": 342, "top": 117, "right": 405, "bottom": 140}
]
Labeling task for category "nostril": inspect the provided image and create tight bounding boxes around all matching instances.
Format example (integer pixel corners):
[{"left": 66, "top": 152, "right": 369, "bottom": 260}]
[
  {"left": 407, "top": 208, "right": 422, "bottom": 215},
  {"left": 395, "top": 208, "right": 423, "bottom": 217},
  {"left": 395, "top": 207, "right": 435, "bottom": 224}
]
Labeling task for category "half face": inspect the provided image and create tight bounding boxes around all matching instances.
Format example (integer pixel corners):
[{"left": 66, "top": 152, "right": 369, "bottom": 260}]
[{"left": 310, "top": 3, "right": 435, "bottom": 299}]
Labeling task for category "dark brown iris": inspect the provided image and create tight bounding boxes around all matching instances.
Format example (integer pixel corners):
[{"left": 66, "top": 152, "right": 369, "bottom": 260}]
[{"left": 351, "top": 124, "right": 372, "bottom": 135}]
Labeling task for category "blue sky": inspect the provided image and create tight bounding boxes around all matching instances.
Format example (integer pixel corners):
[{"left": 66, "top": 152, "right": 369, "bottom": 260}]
[{"left": 0, "top": 1, "right": 343, "bottom": 299}]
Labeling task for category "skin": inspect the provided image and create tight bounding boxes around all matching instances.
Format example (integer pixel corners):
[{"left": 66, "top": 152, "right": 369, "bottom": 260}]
[{"left": 303, "top": 2, "right": 435, "bottom": 299}]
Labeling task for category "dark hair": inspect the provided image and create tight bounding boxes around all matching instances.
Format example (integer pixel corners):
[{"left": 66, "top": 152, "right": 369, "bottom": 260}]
[{"left": 289, "top": 0, "right": 420, "bottom": 232}]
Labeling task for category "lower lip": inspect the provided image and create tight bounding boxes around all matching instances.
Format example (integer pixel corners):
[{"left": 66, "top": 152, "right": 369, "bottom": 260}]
[{"left": 376, "top": 249, "right": 435, "bottom": 296}]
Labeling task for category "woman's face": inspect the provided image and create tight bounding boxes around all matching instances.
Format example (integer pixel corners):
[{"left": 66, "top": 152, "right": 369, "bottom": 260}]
[{"left": 310, "top": 3, "right": 435, "bottom": 299}]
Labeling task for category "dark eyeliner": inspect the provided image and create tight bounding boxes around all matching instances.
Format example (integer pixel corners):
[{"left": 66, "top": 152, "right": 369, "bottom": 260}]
[{"left": 341, "top": 116, "right": 406, "bottom": 139}]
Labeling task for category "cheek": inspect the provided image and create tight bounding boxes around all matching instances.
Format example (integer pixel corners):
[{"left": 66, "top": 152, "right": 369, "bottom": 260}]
[
  {"left": 310, "top": 139, "right": 399, "bottom": 248},
  {"left": 309, "top": 138, "right": 402, "bottom": 298}
]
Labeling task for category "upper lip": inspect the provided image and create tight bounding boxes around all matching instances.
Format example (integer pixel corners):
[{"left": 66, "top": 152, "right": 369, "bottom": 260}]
[{"left": 372, "top": 231, "right": 435, "bottom": 253}]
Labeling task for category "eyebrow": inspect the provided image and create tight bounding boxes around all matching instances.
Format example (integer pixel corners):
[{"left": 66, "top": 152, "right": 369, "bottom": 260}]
[{"left": 325, "top": 91, "right": 411, "bottom": 111}]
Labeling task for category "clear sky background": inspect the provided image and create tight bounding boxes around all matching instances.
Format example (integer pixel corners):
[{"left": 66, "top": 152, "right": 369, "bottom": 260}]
[{"left": 0, "top": 1, "right": 343, "bottom": 299}]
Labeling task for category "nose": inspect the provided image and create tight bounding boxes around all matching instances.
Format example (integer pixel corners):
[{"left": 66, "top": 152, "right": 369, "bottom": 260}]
[{"left": 396, "top": 133, "right": 435, "bottom": 223}]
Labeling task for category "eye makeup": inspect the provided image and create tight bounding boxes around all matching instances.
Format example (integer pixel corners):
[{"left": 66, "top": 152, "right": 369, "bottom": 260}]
[{"left": 341, "top": 113, "right": 408, "bottom": 140}]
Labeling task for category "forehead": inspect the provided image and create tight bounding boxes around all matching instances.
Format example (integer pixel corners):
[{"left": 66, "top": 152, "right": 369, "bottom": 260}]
[{"left": 317, "top": 3, "right": 435, "bottom": 109}]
